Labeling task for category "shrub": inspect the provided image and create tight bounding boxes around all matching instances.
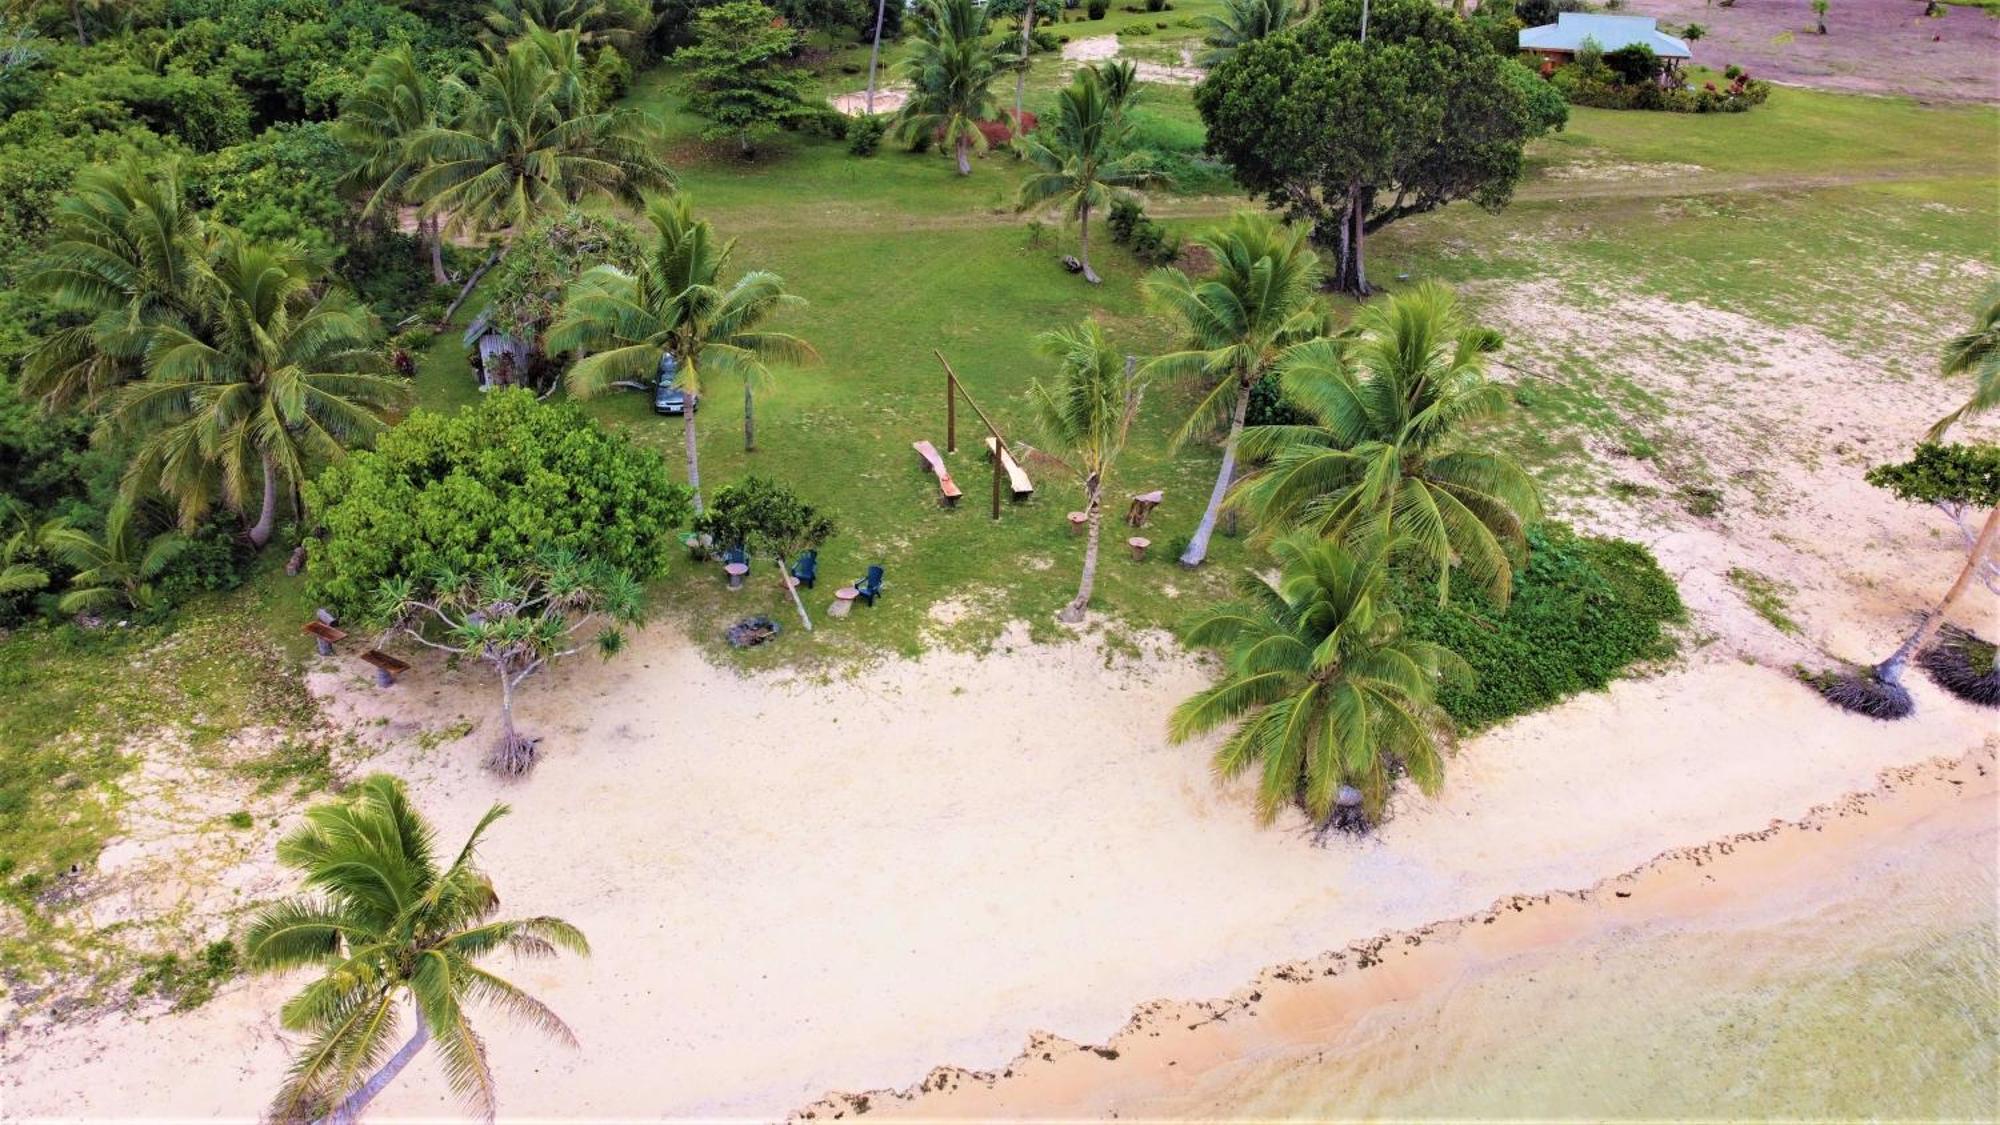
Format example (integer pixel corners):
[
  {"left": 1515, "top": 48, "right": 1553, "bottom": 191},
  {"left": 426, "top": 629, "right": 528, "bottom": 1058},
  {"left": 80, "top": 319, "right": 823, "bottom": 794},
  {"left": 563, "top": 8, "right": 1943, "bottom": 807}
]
[
  {"left": 1031, "top": 26, "right": 1061, "bottom": 50},
  {"left": 1602, "top": 44, "right": 1659, "bottom": 86},
  {"left": 1394, "top": 523, "right": 1684, "bottom": 730},
  {"left": 1106, "top": 197, "right": 1180, "bottom": 264},
  {"left": 847, "top": 113, "right": 887, "bottom": 156},
  {"left": 1146, "top": 0, "right": 1166, "bottom": 11},
  {"left": 1087, "top": 0, "right": 1107, "bottom": 15}
]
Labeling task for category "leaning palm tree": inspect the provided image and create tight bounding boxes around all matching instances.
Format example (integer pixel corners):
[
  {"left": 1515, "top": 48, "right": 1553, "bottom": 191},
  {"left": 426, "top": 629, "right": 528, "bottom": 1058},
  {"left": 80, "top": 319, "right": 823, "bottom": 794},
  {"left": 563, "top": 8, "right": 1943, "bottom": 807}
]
[
  {"left": 1170, "top": 533, "right": 1464, "bottom": 825},
  {"left": 245, "top": 774, "right": 588, "bottom": 1124},
  {"left": 1015, "top": 66, "right": 1165, "bottom": 285},
  {"left": 1929, "top": 288, "right": 2000, "bottom": 440},
  {"left": 408, "top": 32, "right": 673, "bottom": 253},
  {"left": 1142, "top": 212, "right": 1332, "bottom": 568},
  {"left": 548, "top": 196, "right": 815, "bottom": 511},
  {"left": 1031, "top": 319, "right": 1143, "bottom": 622},
  {"left": 335, "top": 46, "right": 456, "bottom": 283},
  {"left": 1194, "top": 0, "right": 1296, "bottom": 66},
  {"left": 21, "top": 160, "right": 209, "bottom": 409},
  {"left": 1233, "top": 282, "right": 1541, "bottom": 606},
  {"left": 112, "top": 235, "right": 408, "bottom": 548},
  {"left": 39, "top": 496, "right": 188, "bottom": 614},
  {"left": 892, "top": 0, "right": 1017, "bottom": 176}
]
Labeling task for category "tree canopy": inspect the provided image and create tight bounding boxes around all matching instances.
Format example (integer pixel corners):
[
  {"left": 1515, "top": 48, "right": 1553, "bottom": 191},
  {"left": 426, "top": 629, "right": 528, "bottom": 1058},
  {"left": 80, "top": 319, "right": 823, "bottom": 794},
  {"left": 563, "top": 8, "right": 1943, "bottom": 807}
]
[
  {"left": 679, "top": 1, "right": 821, "bottom": 157},
  {"left": 1195, "top": 0, "right": 1563, "bottom": 292}
]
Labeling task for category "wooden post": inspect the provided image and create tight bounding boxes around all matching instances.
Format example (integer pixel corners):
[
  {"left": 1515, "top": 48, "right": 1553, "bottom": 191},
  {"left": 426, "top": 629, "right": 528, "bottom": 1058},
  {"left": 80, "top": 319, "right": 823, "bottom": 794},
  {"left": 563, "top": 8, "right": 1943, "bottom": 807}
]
[
  {"left": 991, "top": 445, "right": 1002, "bottom": 521},
  {"left": 946, "top": 367, "right": 957, "bottom": 453}
]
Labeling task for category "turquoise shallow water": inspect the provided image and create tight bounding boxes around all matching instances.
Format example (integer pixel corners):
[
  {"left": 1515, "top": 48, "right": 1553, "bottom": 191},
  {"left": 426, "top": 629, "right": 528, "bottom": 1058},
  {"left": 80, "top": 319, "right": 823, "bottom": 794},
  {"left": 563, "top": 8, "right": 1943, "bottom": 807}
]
[{"left": 1215, "top": 792, "right": 2000, "bottom": 1121}]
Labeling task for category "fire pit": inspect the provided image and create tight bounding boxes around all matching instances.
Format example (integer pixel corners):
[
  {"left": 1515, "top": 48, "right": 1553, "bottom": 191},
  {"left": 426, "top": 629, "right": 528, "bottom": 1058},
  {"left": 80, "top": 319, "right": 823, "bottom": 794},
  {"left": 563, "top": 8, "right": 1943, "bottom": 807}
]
[{"left": 726, "top": 616, "right": 781, "bottom": 649}]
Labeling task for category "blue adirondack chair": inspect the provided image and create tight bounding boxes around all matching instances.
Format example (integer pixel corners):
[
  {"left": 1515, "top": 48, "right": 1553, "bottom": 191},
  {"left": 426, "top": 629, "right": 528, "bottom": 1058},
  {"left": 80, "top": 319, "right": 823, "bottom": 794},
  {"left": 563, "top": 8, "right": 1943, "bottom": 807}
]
[
  {"left": 721, "top": 544, "right": 749, "bottom": 568},
  {"left": 855, "top": 565, "right": 885, "bottom": 606},
  {"left": 790, "top": 550, "right": 818, "bottom": 589}
]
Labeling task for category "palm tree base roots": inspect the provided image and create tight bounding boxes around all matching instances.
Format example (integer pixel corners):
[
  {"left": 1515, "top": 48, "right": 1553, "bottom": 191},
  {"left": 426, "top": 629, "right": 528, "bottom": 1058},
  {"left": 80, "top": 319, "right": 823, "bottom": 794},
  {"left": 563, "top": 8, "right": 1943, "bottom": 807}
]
[
  {"left": 1918, "top": 626, "right": 2000, "bottom": 708},
  {"left": 1803, "top": 665, "right": 1915, "bottom": 720},
  {"left": 488, "top": 731, "right": 540, "bottom": 775}
]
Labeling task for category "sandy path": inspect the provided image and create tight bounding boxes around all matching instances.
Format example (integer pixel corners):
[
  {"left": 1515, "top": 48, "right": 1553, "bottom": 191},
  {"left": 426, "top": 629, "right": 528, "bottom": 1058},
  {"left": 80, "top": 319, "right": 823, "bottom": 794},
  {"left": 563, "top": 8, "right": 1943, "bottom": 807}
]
[{"left": 4, "top": 610, "right": 1991, "bottom": 1118}]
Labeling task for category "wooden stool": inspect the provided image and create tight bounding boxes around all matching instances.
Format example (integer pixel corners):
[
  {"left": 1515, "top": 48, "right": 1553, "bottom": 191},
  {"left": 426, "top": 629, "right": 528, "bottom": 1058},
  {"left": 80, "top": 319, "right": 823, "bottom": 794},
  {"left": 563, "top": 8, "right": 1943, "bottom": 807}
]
[
  {"left": 1067, "top": 511, "right": 1088, "bottom": 536},
  {"left": 302, "top": 620, "right": 347, "bottom": 656},
  {"left": 830, "top": 587, "right": 859, "bottom": 618},
  {"left": 1128, "top": 536, "right": 1150, "bottom": 562},
  {"left": 724, "top": 562, "right": 749, "bottom": 590},
  {"left": 1127, "top": 490, "right": 1164, "bottom": 528},
  {"left": 359, "top": 649, "right": 411, "bottom": 688}
]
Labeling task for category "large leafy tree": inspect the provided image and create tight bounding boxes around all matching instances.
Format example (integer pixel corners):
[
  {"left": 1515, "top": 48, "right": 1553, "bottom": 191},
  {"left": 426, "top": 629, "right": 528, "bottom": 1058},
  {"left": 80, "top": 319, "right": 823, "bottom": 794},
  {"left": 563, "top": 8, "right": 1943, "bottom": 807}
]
[
  {"left": 21, "top": 160, "right": 209, "bottom": 410},
  {"left": 892, "top": 0, "right": 1017, "bottom": 176},
  {"left": 1194, "top": 0, "right": 1296, "bottom": 66},
  {"left": 245, "top": 774, "right": 588, "bottom": 1123},
  {"left": 1031, "top": 318, "right": 1143, "bottom": 623},
  {"left": 111, "top": 234, "right": 407, "bottom": 548},
  {"left": 334, "top": 46, "right": 456, "bottom": 283},
  {"left": 1170, "top": 533, "right": 1465, "bottom": 825},
  {"left": 1234, "top": 282, "right": 1541, "bottom": 606},
  {"left": 1196, "top": 0, "right": 1561, "bottom": 293},
  {"left": 679, "top": 1, "right": 819, "bottom": 157},
  {"left": 693, "top": 475, "right": 836, "bottom": 629},
  {"left": 407, "top": 30, "right": 673, "bottom": 252},
  {"left": 1015, "top": 65, "right": 1163, "bottom": 285},
  {"left": 1141, "top": 211, "right": 1332, "bottom": 568},
  {"left": 549, "top": 196, "right": 816, "bottom": 510},
  {"left": 305, "top": 389, "right": 691, "bottom": 616},
  {"left": 1930, "top": 288, "right": 2000, "bottom": 440},
  {"left": 376, "top": 550, "right": 645, "bottom": 772}
]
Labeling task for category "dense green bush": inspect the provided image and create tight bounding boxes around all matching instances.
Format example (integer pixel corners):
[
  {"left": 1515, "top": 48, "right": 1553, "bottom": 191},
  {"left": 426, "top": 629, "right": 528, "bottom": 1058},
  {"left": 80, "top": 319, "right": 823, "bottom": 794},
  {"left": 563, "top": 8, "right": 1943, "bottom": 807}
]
[
  {"left": 305, "top": 391, "right": 693, "bottom": 615},
  {"left": 1395, "top": 523, "right": 1684, "bottom": 730},
  {"left": 847, "top": 113, "right": 887, "bottom": 156},
  {"left": 1106, "top": 197, "right": 1181, "bottom": 266}
]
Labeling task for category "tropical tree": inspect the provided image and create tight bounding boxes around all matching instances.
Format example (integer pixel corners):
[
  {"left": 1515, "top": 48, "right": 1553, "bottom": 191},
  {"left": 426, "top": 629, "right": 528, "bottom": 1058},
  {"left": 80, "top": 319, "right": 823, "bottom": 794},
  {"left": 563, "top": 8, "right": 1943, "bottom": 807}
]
[
  {"left": 892, "top": 0, "right": 1017, "bottom": 175},
  {"left": 111, "top": 234, "right": 408, "bottom": 548},
  {"left": 375, "top": 550, "right": 644, "bottom": 773},
  {"left": 407, "top": 32, "right": 673, "bottom": 259},
  {"left": 549, "top": 196, "right": 816, "bottom": 510},
  {"left": 1142, "top": 212, "right": 1332, "bottom": 567},
  {"left": 1169, "top": 533, "right": 1465, "bottom": 824},
  {"left": 21, "top": 160, "right": 209, "bottom": 410},
  {"left": 1858, "top": 443, "right": 1999, "bottom": 696},
  {"left": 0, "top": 503, "right": 51, "bottom": 600},
  {"left": 38, "top": 496, "right": 188, "bottom": 615},
  {"left": 693, "top": 476, "right": 836, "bottom": 629},
  {"left": 679, "top": 0, "right": 819, "bottom": 157},
  {"left": 482, "top": 0, "right": 650, "bottom": 51},
  {"left": 335, "top": 46, "right": 456, "bottom": 283},
  {"left": 1194, "top": 0, "right": 1296, "bottom": 65},
  {"left": 245, "top": 774, "right": 589, "bottom": 1123},
  {"left": 1015, "top": 66, "right": 1165, "bottom": 285},
  {"left": 1031, "top": 319, "right": 1143, "bottom": 622},
  {"left": 1233, "top": 282, "right": 1541, "bottom": 606},
  {"left": 1930, "top": 288, "right": 2000, "bottom": 440}
]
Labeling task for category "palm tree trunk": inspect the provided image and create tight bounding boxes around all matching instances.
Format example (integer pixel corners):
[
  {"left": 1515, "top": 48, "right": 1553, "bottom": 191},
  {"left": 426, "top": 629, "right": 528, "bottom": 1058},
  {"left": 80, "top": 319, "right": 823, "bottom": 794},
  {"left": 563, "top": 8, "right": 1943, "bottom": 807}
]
[
  {"left": 71, "top": 0, "right": 89, "bottom": 45},
  {"left": 864, "top": 0, "right": 888, "bottom": 114},
  {"left": 1060, "top": 482, "right": 1103, "bottom": 622},
  {"left": 441, "top": 246, "right": 504, "bottom": 328},
  {"left": 684, "top": 405, "right": 703, "bottom": 514},
  {"left": 1078, "top": 201, "right": 1101, "bottom": 285},
  {"left": 425, "top": 215, "right": 448, "bottom": 285},
  {"left": 956, "top": 135, "right": 972, "bottom": 176},
  {"left": 779, "top": 553, "right": 813, "bottom": 631},
  {"left": 1015, "top": 6, "right": 1035, "bottom": 128},
  {"left": 248, "top": 451, "right": 280, "bottom": 548},
  {"left": 1876, "top": 505, "right": 2000, "bottom": 684},
  {"left": 1180, "top": 373, "right": 1251, "bottom": 568},
  {"left": 319, "top": 1009, "right": 429, "bottom": 1125},
  {"left": 743, "top": 378, "right": 755, "bottom": 452}
]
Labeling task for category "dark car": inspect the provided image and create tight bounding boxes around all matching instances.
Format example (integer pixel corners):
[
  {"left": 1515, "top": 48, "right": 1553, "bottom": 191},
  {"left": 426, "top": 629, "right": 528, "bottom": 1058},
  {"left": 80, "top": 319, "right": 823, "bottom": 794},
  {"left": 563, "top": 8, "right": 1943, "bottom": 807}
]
[{"left": 653, "top": 352, "right": 697, "bottom": 415}]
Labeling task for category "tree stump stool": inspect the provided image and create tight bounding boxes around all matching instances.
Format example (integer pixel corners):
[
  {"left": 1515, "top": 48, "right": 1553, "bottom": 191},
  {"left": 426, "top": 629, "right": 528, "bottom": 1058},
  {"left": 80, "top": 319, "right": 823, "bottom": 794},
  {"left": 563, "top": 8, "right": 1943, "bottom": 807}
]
[
  {"left": 1128, "top": 537, "right": 1150, "bottom": 562},
  {"left": 724, "top": 562, "right": 749, "bottom": 590},
  {"left": 1067, "top": 511, "right": 1089, "bottom": 536},
  {"left": 830, "top": 587, "right": 860, "bottom": 618},
  {"left": 1127, "top": 490, "right": 1164, "bottom": 528}
]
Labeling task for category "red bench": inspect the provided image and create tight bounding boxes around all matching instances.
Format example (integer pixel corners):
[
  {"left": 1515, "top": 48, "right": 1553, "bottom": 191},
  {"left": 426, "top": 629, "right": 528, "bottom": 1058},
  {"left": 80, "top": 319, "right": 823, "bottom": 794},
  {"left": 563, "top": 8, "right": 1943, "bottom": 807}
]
[{"left": 912, "top": 440, "right": 963, "bottom": 506}]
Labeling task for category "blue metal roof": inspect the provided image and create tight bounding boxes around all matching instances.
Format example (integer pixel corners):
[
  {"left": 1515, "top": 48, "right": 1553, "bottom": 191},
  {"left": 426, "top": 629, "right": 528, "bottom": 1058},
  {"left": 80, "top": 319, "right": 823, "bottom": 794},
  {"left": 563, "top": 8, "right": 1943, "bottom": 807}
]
[{"left": 1519, "top": 13, "right": 1692, "bottom": 59}]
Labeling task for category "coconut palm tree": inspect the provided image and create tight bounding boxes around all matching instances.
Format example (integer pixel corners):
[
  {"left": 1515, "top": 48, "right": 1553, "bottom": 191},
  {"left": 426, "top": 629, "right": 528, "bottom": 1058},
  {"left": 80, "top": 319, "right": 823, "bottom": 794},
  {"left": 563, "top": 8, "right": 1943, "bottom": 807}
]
[
  {"left": 21, "top": 160, "right": 209, "bottom": 409},
  {"left": 1233, "top": 282, "right": 1541, "bottom": 606},
  {"left": 0, "top": 502, "right": 53, "bottom": 600},
  {"left": 482, "top": 0, "right": 649, "bottom": 52},
  {"left": 1929, "top": 288, "right": 2000, "bottom": 440},
  {"left": 548, "top": 196, "right": 815, "bottom": 512},
  {"left": 1194, "top": 0, "right": 1296, "bottom": 65},
  {"left": 892, "top": 0, "right": 1017, "bottom": 176},
  {"left": 1015, "top": 67, "right": 1165, "bottom": 285},
  {"left": 112, "top": 234, "right": 408, "bottom": 548},
  {"left": 408, "top": 32, "right": 673, "bottom": 251},
  {"left": 39, "top": 496, "right": 188, "bottom": 614},
  {"left": 1031, "top": 319, "right": 1143, "bottom": 622},
  {"left": 1170, "top": 533, "right": 1464, "bottom": 824},
  {"left": 1142, "top": 212, "right": 1332, "bottom": 568},
  {"left": 335, "top": 46, "right": 455, "bottom": 283},
  {"left": 245, "top": 774, "right": 588, "bottom": 1124}
]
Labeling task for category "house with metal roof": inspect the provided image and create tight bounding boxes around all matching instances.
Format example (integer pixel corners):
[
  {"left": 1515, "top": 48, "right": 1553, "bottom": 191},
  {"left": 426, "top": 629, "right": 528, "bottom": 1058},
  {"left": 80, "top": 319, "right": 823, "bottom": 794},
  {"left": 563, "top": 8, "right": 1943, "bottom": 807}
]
[{"left": 1518, "top": 13, "right": 1692, "bottom": 64}]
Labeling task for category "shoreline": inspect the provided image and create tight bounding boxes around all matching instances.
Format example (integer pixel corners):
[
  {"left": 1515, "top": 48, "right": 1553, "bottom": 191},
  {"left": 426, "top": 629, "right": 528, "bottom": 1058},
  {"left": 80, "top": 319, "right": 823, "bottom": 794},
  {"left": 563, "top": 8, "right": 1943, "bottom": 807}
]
[{"left": 796, "top": 744, "right": 1999, "bottom": 1120}]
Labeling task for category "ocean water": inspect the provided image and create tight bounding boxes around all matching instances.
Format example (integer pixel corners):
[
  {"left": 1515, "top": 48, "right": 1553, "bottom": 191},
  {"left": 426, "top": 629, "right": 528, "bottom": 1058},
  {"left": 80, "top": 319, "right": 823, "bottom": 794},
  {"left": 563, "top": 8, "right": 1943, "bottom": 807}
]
[{"left": 1220, "top": 796, "right": 2000, "bottom": 1121}]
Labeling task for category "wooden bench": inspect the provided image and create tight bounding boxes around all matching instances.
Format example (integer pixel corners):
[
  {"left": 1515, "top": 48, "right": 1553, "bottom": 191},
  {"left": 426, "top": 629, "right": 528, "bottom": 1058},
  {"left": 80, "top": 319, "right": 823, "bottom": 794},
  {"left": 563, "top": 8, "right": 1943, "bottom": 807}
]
[
  {"left": 302, "top": 620, "right": 348, "bottom": 656},
  {"left": 359, "top": 648, "right": 412, "bottom": 688},
  {"left": 1127, "top": 490, "right": 1164, "bottom": 528},
  {"left": 912, "top": 440, "right": 963, "bottom": 505},
  {"left": 984, "top": 437, "right": 1034, "bottom": 498}
]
